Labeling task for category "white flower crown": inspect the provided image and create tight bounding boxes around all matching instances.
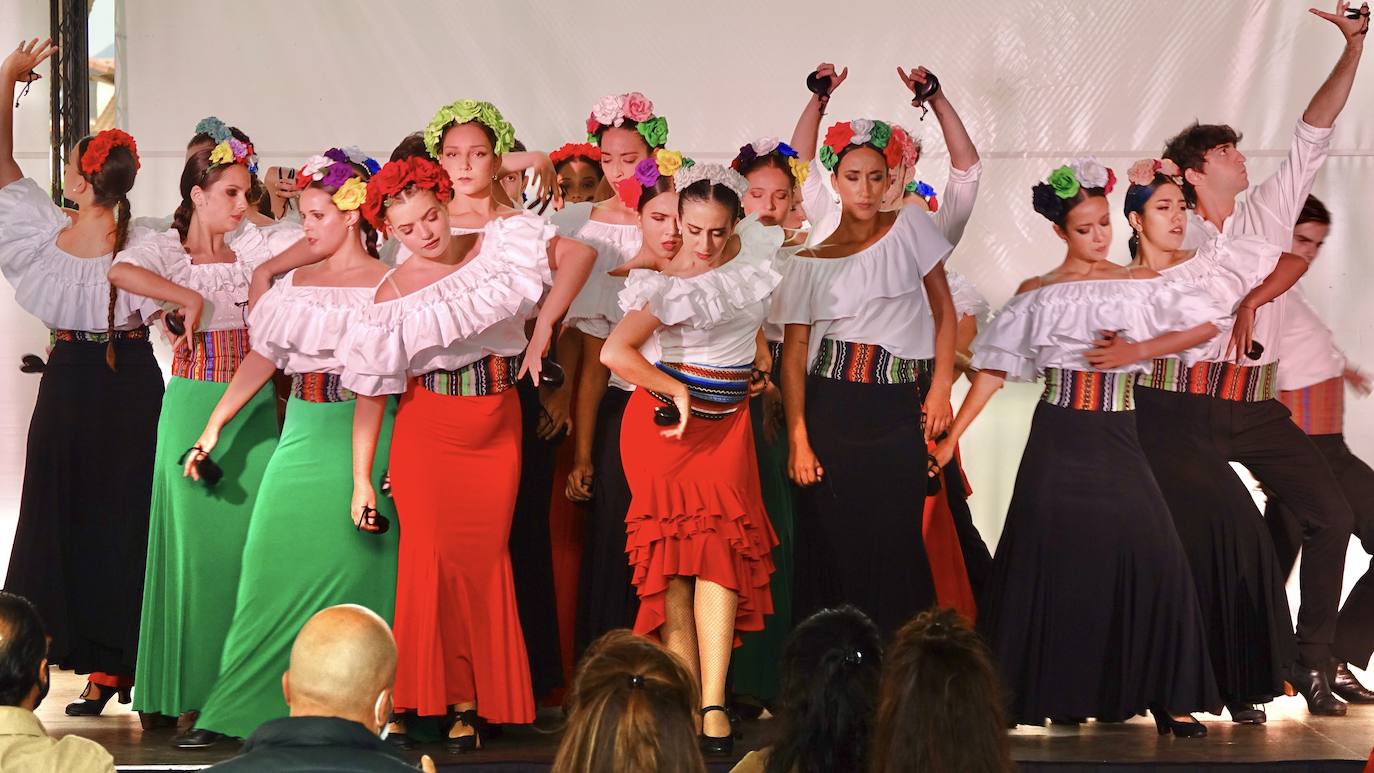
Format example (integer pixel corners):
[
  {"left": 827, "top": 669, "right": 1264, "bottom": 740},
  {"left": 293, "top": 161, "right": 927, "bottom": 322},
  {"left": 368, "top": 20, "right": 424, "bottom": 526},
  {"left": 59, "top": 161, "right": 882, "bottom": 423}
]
[{"left": 673, "top": 163, "right": 749, "bottom": 200}]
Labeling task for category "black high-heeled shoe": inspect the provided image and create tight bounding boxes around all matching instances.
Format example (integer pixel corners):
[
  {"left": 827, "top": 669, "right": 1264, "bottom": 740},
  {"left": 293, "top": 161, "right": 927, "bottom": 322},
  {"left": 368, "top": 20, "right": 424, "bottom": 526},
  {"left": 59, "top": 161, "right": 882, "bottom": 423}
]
[
  {"left": 1283, "top": 660, "right": 1347, "bottom": 716},
  {"left": 699, "top": 705, "right": 737, "bottom": 756},
  {"left": 1225, "top": 702, "right": 1267, "bottom": 724},
  {"left": 383, "top": 712, "right": 415, "bottom": 751},
  {"left": 1150, "top": 707, "right": 1207, "bottom": 738},
  {"left": 445, "top": 708, "right": 484, "bottom": 753},
  {"left": 65, "top": 682, "right": 132, "bottom": 716}
]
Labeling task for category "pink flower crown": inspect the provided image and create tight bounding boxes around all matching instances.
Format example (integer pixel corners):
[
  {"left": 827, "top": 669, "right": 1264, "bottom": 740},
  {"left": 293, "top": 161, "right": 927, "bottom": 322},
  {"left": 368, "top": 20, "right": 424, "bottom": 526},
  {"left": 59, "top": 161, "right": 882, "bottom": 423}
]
[
  {"left": 585, "top": 92, "right": 669, "bottom": 149},
  {"left": 1126, "top": 158, "right": 1182, "bottom": 186}
]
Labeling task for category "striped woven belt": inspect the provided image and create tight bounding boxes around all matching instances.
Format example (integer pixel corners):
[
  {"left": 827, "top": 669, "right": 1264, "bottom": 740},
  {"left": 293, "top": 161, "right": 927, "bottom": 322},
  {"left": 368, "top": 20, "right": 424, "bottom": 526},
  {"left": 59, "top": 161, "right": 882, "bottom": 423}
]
[
  {"left": 1041, "top": 368, "right": 1136, "bottom": 412},
  {"left": 49, "top": 326, "right": 150, "bottom": 345},
  {"left": 291, "top": 372, "right": 355, "bottom": 403},
  {"left": 417, "top": 354, "right": 520, "bottom": 397},
  {"left": 1279, "top": 376, "right": 1344, "bottom": 436},
  {"left": 650, "top": 360, "right": 752, "bottom": 420},
  {"left": 1139, "top": 358, "right": 1279, "bottom": 402},
  {"left": 810, "top": 338, "right": 932, "bottom": 385},
  {"left": 171, "top": 328, "right": 250, "bottom": 383}
]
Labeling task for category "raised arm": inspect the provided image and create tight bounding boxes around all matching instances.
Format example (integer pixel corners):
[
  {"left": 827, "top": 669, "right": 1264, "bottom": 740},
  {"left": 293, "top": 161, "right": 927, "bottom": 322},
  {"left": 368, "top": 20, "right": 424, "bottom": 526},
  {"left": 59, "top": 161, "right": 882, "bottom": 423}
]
[
  {"left": 899, "top": 66, "right": 980, "bottom": 171},
  {"left": 602, "top": 308, "right": 690, "bottom": 439},
  {"left": 0, "top": 38, "right": 58, "bottom": 189},
  {"left": 1303, "top": 1, "right": 1368, "bottom": 128},
  {"left": 789, "top": 62, "right": 848, "bottom": 160}
]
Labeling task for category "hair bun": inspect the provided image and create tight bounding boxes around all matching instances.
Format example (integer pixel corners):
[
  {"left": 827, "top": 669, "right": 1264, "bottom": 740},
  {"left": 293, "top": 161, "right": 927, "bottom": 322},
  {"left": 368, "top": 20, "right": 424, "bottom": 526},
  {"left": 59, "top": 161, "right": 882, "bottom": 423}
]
[{"left": 1031, "top": 183, "right": 1063, "bottom": 224}]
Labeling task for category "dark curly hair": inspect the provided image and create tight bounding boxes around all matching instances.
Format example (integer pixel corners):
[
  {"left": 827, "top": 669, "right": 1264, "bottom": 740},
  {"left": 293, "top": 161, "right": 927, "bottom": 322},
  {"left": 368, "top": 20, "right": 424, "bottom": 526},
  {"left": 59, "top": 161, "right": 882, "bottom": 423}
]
[
  {"left": 1161, "top": 122, "right": 1243, "bottom": 206},
  {"left": 1032, "top": 182, "right": 1107, "bottom": 229},
  {"left": 1297, "top": 194, "right": 1330, "bottom": 227}
]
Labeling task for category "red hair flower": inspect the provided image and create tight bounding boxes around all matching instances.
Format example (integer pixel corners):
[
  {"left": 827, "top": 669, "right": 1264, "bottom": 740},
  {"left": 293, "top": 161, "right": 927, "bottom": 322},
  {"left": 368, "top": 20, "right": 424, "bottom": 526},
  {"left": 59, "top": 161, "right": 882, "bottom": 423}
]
[
  {"left": 550, "top": 142, "right": 602, "bottom": 167},
  {"left": 614, "top": 177, "right": 642, "bottom": 210},
  {"left": 361, "top": 156, "right": 454, "bottom": 232},
  {"left": 80, "top": 128, "right": 140, "bottom": 176},
  {"left": 824, "top": 122, "right": 855, "bottom": 153},
  {"left": 883, "top": 132, "right": 906, "bottom": 169}
]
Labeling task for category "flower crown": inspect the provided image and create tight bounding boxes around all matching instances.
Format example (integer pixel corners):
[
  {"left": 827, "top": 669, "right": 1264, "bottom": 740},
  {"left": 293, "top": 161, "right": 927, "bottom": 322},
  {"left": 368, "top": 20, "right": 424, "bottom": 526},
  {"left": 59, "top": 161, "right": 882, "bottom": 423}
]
[
  {"left": 1126, "top": 158, "right": 1181, "bottom": 186},
  {"left": 674, "top": 162, "right": 749, "bottom": 200},
  {"left": 819, "top": 119, "right": 918, "bottom": 172},
  {"left": 549, "top": 142, "right": 601, "bottom": 167},
  {"left": 730, "top": 137, "right": 808, "bottom": 187},
  {"left": 424, "top": 99, "right": 517, "bottom": 157},
  {"left": 585, "top": 92, "right": 669, "bottom": 149},
  {"left": 614, "top": 148, "right": 694, "bottom": 209},
  {"left": 1040, "top": 157, "right": 1117, "bottom": 199},
  {"left": 904, "top": 180, "right": 940, "bottom": 212},
  {"left": 297, "top": 147, "right": 381, "bottom": 213},
  {"left": 195, "top": 115, "right": 258, "bottom": 174},
  {"left": 360, "top": 155, "right": 455, "bottom": 233},
  {"left": 80, "top": 128, "right": 140, "bottom": 176}
]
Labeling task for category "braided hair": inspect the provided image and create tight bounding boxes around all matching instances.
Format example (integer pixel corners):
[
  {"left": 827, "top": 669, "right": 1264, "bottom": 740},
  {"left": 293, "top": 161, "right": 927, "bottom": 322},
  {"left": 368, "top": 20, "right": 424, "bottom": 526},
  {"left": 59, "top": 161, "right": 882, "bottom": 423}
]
[{"left": 74, "top": 135, "right": 138, "bottom": 371}]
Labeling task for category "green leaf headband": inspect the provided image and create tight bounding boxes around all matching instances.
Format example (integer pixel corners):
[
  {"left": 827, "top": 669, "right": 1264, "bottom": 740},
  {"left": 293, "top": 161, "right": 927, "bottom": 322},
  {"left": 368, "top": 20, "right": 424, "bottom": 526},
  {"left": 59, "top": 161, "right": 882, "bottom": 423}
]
[{"left": 424, "top": 99, "right": 517, "bottom": 158}]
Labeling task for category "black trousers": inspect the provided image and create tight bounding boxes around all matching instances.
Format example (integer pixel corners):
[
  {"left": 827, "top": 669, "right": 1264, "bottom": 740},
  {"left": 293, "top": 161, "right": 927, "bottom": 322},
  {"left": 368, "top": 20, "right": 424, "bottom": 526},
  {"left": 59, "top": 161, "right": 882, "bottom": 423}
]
[
  {"left": 1266, "top": 433, "right": 1374, "bottom": 669},
  {"left": 1135, "top": 388, "right": 1354, "bottom": 665}
]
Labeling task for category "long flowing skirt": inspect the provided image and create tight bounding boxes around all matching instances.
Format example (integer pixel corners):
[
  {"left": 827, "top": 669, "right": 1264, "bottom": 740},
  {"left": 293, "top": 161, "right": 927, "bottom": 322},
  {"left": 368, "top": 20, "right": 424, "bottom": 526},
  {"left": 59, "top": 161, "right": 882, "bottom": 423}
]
[
  {"left": 4, "top": 338, "right": 163, "bottom": 677},
  {"left": 574, "top": 387, "right": 637, "bottom": 657},
  {"left": 978, "top": 402, "right": 1221, "bottom": 723},
  {"left": 388, "top": 385, "right": 533, "bottom": 723},
  {"left": 510, "top": 379, "right": 563, "bottom": 696},
  {"left": 133, "top": 377, "right": 279, "bottom": 715},
  {"left": 195, "top": 396, "right": 399, "bottom": 738},
  {"left": 793, "top": 376, "right": 935, "bottom": 637},
  {"left": 620, "top": 390, "right": 776, "bottom": 645}
]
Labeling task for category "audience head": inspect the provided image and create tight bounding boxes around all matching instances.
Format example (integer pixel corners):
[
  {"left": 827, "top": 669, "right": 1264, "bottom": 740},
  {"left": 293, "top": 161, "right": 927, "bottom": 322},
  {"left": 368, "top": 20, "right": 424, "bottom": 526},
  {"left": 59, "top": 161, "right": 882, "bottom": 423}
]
[
  {"left": 0, "top": 592, "right": 49, "bottom": 710},
  {"left": 1032, "top": 158, "right": 1115, "bottom": 262},
  {"left": 282, "top": 604, "right": 396, "bottom": 735},
  {"left": 869, "top": 608, "right": 1013, "bottom": 773},
  {"left": 766, "top": 605, "right": 882, "bottom": 773},
  {"left": 552, "top": 630, "right": 705, "bottom": 773},
  {"left": 1292, "top": 194, "right": 1330, "bottom": 262},
  {"left": 1162, "top": 122, "right": 1247, "bottom": 206}
]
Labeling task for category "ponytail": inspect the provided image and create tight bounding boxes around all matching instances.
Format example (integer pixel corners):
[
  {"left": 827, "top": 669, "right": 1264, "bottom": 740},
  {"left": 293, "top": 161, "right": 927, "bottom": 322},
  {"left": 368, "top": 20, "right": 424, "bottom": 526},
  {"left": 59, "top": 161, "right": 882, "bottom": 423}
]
[{"left": 104, "top": 194, "right": 132, "bottom": 371}]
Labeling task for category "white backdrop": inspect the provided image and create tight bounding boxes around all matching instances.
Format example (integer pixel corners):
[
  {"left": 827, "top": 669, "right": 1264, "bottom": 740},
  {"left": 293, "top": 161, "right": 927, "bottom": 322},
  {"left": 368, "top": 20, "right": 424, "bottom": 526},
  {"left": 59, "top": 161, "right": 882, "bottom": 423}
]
[{"left": 1, "top": 1, "right": 1370, "bottom": 601}]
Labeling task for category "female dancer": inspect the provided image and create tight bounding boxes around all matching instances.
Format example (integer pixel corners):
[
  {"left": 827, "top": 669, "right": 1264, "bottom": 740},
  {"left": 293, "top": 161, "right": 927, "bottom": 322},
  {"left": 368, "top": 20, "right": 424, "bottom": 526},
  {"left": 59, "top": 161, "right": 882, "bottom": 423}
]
[
  {"left": 0, "top": 38, "right": 160, "bottom": 715},
  {"left": 564, "top": 93, "right": 674, "bottom": 655},
  {"left": 1124, "top": 159, "right": 1312, "bottom": 722},
  {"left": 770, "top": 111, "right": 958, "bottom": 637},
  {"left": 342, "top": 155, "right": 553, "bottom": 751},
  {"left": 107, "top": 128, "right": 303, "bottom": 728},
  {"left": 170, "top": 149, "right": 398, "bottom": 747},
  {"left": 423, "top": 99, "right": 596, "bottom": 698},
  {"left": 550, "top": 142, "right": 604, "bottom": 204},
  {"left": 602, "top": 163, "right": 780, "bottom": 755},
  {"left": 932, "top": 161, "right": 1224, "bottom": 734}
]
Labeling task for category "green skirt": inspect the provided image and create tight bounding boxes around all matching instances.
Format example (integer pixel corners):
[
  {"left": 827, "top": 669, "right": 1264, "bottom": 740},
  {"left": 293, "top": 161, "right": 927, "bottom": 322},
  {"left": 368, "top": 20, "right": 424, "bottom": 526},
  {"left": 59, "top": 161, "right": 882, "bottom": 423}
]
[
  {"left": 732, "top": 397, "right": 795, "bottom": 702},
  {"left": 195, "top": 396, "right": 398, "bottom": 738},
  {"left": 133, "top": 376, "right": 279, "bottom": 715}
]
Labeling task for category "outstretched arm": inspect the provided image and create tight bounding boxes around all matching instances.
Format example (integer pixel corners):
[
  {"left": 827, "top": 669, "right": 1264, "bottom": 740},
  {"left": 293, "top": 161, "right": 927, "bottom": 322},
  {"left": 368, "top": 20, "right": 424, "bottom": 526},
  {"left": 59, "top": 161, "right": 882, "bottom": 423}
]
[
  {"left": 932, "top": 369, "right": 1006, "bottom": 470},
  {"left": 900, "top": 66, "right": 980, "bottom": 171},
  {"left": 1303, "top": 1, "right": 1368, "bottom": 128},
  {"left": 0, "top": 38, "right": 58, "bottom": 189},
  {"left": 1223, "top": 251, "right": 1310, "bottom": 361},
  {"left": 789, "top": 62, "right": 848, "bottom": 160},
  {"left": 247, "top": 237, "right": 316, "bottom": 311}
]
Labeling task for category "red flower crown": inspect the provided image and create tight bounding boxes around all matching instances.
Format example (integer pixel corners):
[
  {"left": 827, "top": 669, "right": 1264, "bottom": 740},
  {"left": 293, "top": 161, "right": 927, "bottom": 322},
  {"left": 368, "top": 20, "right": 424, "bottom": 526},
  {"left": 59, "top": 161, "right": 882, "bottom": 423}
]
[
  {"left": 80, "top": 129, "right": 140, "bottom": 176},
  {"left": 361, "top": 156, "right": 454, "bottom": 232},
  {"left": 549, "top": 142, "right": 601, "bottom": 167}
]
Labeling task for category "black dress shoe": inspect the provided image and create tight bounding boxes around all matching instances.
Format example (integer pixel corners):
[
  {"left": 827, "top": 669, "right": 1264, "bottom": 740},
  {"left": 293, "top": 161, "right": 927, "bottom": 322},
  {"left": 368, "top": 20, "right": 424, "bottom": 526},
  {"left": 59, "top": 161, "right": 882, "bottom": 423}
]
[
  {"left": 1332, "top": 662, "right": 1374, "bottom": 704},
  {"left": 172, "top": 727, "right": 229, "bottom": 749},
  {"left": 1225, "top": 702, "right": 1266, "bottom": 724},
  {"left": 1283, "top": 661, "right": 1347, "bottom": 716},
  {"left": 698, "top": 705, "right": 736, "bottom": 756},
  {"left": 1150, "top": 708, "right": 1208, "bottom": 738},
  {"left": 445, "top": 708, "right": 484, "bottom": 753},
  {"left": 138, "top": 711, "right": 177, "bottom": 731},
  {"left": 383, "top": 712, "right": 415, "bottom": 751}
]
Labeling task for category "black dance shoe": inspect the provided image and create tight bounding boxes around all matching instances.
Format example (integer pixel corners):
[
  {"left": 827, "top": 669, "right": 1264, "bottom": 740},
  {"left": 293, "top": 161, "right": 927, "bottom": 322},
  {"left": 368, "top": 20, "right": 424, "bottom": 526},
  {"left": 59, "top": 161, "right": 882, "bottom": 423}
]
[
  {"left": 1150, "top": 708, "right": 1208, "bottom": 738},
  {"left": 1332, "top": 661, "right": 1374, "bottom": 704},
  {"left": 1283, "top": 661, "right": 1348, "bottom": 716},
  {"left": 383, "top": 712, "right": 415, "bottom": 751},
  {"left": 65, "top": 682, "right": 131, "bottom": 716},
  {"left": 699, "top": 705, "right": 738, "bottom": 756},
  {"left": 1225, "top": 702, "right": 1267, "bottom": 724},
  {"left": 172, "top": 727, "right": 230, "bottom": 749},
  {"left": 138, "top": 711, "right": 177, "bottom": 731},
  {"left": 445, "top": 708, "right": 484, "bottom": 753}
]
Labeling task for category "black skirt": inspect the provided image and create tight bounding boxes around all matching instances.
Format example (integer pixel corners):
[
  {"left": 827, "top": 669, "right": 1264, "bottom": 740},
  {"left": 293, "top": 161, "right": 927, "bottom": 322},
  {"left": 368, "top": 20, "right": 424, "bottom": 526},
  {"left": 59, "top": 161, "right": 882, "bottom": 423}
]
[
  {"left": 4, "top": 337, "right": 163, "bottom": 676},
  {"left": 511, "top": 378, "right": 563, "bottom": 695},
  {"left": 574, "top": 387, "right": 638, "bottom": 657},
  {"left": 978, "top": 401, "right": 1221, "bottom": 723},
  {"left": 1134, "top": 386, "right": 1297, "bottom": 703},
  {"left": 792, "top": 376, "right": 934, "bottom": 637}
]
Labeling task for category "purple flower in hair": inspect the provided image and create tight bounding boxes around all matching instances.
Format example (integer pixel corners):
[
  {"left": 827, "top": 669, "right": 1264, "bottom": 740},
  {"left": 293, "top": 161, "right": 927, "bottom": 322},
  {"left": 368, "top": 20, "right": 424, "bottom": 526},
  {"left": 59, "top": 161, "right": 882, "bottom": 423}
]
[
  {"left": 734, "top": 143, "right": 757, "bottom": 169},
  {"left": 633, "top": 157, "right": 660, "bottom": 187},
  {"left": 324, "top": 147, "right": 350, "bottom": 164},
  {"left": 321, "top": 162, "right": 354, "bottom": 189},
  {"left": 227, "top": 138, "right": 247, "bottom": 159}
]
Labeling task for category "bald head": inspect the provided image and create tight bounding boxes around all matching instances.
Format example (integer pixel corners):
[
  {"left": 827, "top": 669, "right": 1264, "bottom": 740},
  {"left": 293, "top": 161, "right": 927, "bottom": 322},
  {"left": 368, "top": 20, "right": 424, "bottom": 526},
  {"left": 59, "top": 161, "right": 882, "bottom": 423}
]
[{"left": 284, "top": 605, "right": 396, "bottom": 721}]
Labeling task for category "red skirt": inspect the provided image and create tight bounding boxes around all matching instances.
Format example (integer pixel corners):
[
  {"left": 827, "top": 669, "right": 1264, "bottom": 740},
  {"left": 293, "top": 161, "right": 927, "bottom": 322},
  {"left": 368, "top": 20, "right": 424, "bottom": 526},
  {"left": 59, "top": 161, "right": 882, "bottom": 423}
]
[
  {"left": 620, "top": 389, "right": 777, "bottom": 646},
  {"left": 388, "top": 385, "right": 534, "bottom": 723},
  {"left": 922, "top": 443, "right": 977, "bottom": 622}
]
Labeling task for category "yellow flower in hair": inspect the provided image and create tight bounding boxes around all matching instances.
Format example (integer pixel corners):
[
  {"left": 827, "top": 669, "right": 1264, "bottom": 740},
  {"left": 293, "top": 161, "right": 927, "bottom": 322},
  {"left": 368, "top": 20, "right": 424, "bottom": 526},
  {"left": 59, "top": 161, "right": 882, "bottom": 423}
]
[
  {"left": 788, "top": 156, "right": 809, "bottom": 186},
  {"left": 331, "top": 177, "right": 367, "bottom": 211},
  {"left": 208, "top": 141, "right": 234, "bottom": 166},
  {"left": 655, "top": 148, "right": 683, "bottom": 177}
]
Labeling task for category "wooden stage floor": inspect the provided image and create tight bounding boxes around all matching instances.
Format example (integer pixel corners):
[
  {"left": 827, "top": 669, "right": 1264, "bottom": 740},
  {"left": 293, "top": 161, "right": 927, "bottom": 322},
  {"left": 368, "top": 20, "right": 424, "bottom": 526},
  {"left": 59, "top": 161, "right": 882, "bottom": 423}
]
[{"left": 38, "top": 669, "right": 1374, "bottom": 771}]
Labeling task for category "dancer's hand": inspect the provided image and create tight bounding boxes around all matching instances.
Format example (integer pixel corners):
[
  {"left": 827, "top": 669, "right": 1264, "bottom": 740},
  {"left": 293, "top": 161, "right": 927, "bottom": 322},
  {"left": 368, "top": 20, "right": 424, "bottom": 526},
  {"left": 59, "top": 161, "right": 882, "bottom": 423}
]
[
  {"left": 519, "top": 323, "right": 554, "bottom": 385},
  {"left": 1086, "top": 329, "right": 1143, "bottom": 370},
  {"left": 1226, "top": 306, "right": 1257, "bottom": 363},
  {"left": 1, "top": 38, "right": 57, "bottom": 86},
  {"left": 351, "top": 481, "right": 377, "bottom": 529},
  {"left": 539, "top": 387, "right": 573, "bottom": 440},
  {"left": 897, "top": 65, "right": 943, "bottom": 104},
  {"left": 421, "top": 755, "right": 437, "bottom": 773},
  {"left": 1345, "top": 366, "right": 1372, "bottom": 395},
  {"left": 526, "top": 153, "right": 558, "bottom": 214},
  {"left": 812, "top": 62, "right": 848, "bottom": 96},
  {"left": 922, "top": 380, "right": 952, "bottom": 441},
  {"left": 172, "top": 296, "right": 205, "bottom": 355},
  {"left": 931, "top": 437, "right": 956, "bottom": 475},
  {"left": 182, "top": 430, "right": 217, "bottom": 480},
  {"left": 789, "top": 441, "right": 825, "bottom": 487},
  {"left": 566, "top": 458, "right": 594, "bottom": 503},
  {"left": 1311, "top": 1, "right": 1370, "bottom": 42},
  {"left": 661, "top": 385, "right": 691, "bottom": 440}
]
